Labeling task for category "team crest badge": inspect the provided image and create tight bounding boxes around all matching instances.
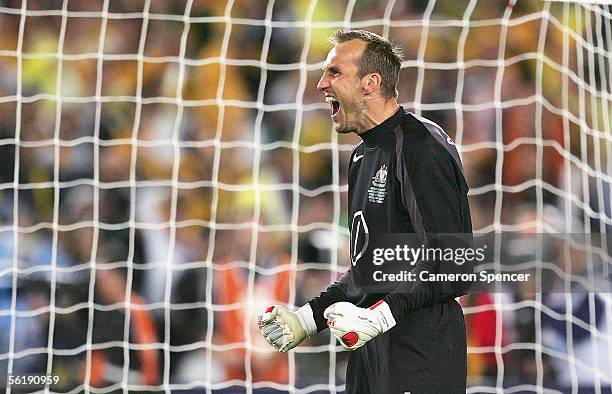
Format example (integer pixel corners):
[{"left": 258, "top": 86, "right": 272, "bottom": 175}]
[{"left": 368, "top": 164, "right": 388, "bottom": 203}]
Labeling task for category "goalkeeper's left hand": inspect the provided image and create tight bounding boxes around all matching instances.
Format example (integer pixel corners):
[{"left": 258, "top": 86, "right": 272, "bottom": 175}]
[{"left": 324, "top": 300, "right": 396, "bottom": 350}]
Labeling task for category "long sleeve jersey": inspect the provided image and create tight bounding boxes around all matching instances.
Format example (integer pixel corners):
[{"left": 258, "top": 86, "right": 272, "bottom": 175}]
[{"left": 308, "top": 107, "right": 473, "bottom": 332}]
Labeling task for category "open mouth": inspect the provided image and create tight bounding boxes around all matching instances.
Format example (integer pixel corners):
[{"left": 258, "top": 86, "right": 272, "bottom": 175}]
[{"left": 325, "top": 96, "right": 340, "bottom": 117}]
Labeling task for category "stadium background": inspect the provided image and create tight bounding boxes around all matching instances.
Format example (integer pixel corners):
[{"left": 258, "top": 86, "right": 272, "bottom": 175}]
[{"left": 0, "top": 0, "right": 610, "bottom": 392}]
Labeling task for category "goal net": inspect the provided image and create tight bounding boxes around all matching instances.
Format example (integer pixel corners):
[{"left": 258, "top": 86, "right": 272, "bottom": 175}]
[{"left": 0, "top": 0, "right": 610, "bottom": 392}]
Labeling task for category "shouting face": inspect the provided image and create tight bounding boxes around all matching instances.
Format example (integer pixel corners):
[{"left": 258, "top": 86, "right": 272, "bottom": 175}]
[{"left": 317, "top": 40, "right": 369, "bottom": 134}]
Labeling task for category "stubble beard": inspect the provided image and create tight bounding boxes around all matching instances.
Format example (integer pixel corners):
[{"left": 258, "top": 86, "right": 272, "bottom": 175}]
[
  {"left": 334, "top": 122, "right": 354, "bottom": 134},
  {"left": 333, "top": 98, "right": 366, "bottom": 135}
]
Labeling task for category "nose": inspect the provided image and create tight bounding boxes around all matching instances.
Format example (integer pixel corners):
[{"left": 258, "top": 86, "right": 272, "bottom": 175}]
[{"left": 317, "top": 74, "right": 329, "bottom": 91}]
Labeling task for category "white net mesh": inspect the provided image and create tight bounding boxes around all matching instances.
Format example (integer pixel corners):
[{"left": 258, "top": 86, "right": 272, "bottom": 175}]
[{"left": 0, "top": 0, "right": 611, "bottom": 392}]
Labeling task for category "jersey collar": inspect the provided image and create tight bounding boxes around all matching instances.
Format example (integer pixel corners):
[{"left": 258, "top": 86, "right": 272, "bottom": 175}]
[{"left": 360, "top": 106, "right": 404, "bottom": 148}]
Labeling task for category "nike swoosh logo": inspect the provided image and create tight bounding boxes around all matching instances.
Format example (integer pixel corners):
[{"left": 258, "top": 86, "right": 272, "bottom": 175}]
[
  {"left": 446, "top": 137, "right": 456, "bottom": 146},
  {"left": 353, "top": 154, "right": 363, "bottom": 162}
]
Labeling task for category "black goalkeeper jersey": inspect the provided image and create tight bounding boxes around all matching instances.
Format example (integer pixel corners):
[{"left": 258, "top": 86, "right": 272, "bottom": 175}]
[{"left": 308, "top": 107, "right": 473, "bottom": 393}]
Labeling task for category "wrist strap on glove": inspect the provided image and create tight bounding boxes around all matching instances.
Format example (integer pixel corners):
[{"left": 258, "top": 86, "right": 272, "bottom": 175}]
[
  {"left": 369, "top": 300, "right": 396, "bottom": 332},
  {"left": 296, "top": 303, "right": 318, "bottom": 337}
]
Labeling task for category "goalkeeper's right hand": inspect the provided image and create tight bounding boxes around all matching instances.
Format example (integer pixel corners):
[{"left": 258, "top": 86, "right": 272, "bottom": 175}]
[{"left": 258, "top": 304, "right": 317, "bottom": 352}]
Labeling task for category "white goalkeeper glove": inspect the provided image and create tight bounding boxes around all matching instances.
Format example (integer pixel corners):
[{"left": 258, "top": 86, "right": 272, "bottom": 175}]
[
  {"left": 258, "top": 304, "right": 317, "bottom": 352},
  {"left": 324, "top": 300, "right": 396, "bottom": 350}
]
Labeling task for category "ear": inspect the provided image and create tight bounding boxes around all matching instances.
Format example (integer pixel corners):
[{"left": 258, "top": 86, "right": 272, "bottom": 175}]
[{"left": 362, "top": 73, "right": 382, "bottom": 95}]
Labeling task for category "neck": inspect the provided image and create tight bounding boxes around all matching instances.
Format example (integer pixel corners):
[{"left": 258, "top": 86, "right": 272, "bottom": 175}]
[{"left": 356, "top": 98, "right": 400, "bottom": 135}]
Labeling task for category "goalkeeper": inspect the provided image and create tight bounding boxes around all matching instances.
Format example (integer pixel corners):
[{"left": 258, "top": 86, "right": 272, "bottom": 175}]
[{"left": 259, "top": 30, "right": 473, "bottom": 393}]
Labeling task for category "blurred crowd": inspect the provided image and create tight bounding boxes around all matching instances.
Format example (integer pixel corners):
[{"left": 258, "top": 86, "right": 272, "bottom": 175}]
[{"left": 0, "top": 0, "right": 610, "bottom": 392}]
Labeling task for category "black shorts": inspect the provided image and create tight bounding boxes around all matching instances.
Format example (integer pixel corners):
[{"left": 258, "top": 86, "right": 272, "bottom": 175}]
[{"left": 345, "top": 299, "right": 467, "bottom": 394}]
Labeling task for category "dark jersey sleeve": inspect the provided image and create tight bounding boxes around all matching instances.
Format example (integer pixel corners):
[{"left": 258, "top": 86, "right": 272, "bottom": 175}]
[
  {"left": 307, "top": 271, "right": 350, "bottom": 332},
  {"left": 384, "top": 122, "right": 473, "bottom": 321}
]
